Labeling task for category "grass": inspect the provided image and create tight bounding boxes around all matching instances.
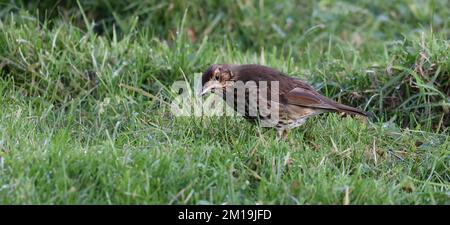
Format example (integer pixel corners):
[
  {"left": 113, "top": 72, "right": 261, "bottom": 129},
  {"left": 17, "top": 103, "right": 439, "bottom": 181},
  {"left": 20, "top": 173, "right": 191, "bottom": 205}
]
[{"left": 0, "top": 0, "right": 449, "bottom": 204}]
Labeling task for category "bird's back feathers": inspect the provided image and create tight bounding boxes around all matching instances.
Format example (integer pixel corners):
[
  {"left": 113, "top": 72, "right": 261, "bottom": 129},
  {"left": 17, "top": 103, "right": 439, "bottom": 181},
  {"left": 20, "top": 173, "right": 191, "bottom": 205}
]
[{"left": 232, "top": 64, "right": 368, "bottom": 117}]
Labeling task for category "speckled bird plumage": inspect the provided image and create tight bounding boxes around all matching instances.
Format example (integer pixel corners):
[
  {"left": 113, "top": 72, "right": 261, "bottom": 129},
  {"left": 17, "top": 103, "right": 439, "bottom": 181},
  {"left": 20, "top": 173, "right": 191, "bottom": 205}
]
[{"left": 201, "top": 64, "right": 368, "bottom": 139}]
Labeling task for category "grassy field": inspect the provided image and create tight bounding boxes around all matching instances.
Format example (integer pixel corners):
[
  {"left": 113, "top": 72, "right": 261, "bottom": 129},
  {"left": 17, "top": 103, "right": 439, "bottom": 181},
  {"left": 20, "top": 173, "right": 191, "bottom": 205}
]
[{"left": 0, "top": 0, "right": 449, "bottom": 204}]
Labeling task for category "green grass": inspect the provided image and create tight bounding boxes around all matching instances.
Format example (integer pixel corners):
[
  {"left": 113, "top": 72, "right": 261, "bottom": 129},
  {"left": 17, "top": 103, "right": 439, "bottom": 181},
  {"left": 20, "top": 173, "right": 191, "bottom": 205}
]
[{"left": 0, "top": 0, "right": 449, "bottom": 204}]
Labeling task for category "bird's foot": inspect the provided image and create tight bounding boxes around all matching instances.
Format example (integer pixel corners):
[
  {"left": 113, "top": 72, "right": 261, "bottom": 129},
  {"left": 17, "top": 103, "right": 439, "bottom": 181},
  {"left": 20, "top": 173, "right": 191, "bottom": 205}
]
[{"left": 276, "top": 129, "right": 289, "bottom": 141}]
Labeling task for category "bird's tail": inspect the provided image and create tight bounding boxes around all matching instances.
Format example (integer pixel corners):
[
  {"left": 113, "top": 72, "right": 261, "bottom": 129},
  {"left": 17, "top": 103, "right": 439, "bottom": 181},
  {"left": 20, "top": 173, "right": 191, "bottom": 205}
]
[
  {"left": 337, "top": 105, "right": 367, "bottom": 117},
  {"left": 329, "top": 101, "right": 369, "bottom": 117},
  {"left": 332, "top": 103, "right": 370, "bottom": 124}
]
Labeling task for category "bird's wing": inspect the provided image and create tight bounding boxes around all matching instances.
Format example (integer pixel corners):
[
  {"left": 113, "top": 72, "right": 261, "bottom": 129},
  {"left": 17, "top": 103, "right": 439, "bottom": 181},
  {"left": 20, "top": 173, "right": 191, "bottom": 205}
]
[
  {"left": 283, "top": 87, "right": 368, "bottom": 116},
  {"left": 283, "top": 87, "right": 338, "bottom": 110},
  {"left": 291, "top": 78, "right": 316, "bottom": 91}
]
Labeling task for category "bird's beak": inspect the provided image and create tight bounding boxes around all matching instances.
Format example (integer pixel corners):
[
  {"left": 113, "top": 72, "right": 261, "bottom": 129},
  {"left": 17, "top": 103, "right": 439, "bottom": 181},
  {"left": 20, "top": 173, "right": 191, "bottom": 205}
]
[{"left": 200, "top": 82, "right": 222, "bottom": 96}]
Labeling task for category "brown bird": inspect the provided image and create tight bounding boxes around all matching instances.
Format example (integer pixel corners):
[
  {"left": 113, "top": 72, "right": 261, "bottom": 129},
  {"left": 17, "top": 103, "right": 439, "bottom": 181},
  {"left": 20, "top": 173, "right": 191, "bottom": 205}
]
[{"left": 201, "top": 64, "right": 368, "bottom": 139}]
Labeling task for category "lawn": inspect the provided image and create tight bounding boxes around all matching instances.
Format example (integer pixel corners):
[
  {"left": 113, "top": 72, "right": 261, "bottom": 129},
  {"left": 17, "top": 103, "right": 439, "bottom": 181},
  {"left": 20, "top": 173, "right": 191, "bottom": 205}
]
[{"left": 0, "top": 0, "right": 448, "bottom": 204}]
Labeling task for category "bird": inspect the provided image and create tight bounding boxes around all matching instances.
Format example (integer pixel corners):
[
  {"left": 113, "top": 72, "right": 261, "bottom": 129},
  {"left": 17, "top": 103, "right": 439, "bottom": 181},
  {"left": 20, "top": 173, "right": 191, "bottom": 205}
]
[{"left": 200, "top": 64, "right": 368, "bottom": 139}]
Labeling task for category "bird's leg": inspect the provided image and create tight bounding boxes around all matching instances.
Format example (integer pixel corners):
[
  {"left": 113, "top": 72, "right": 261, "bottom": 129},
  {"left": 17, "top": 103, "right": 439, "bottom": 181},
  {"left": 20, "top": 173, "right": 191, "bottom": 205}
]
[
  {"left": 282, "top": 129, "right": 289, "bottom": 139},
  {"left": 276, "top": 129, "right": 284, "bottom": 141},
  {"left": 276, "top": 129, "right": 289, "bottom": 141}
]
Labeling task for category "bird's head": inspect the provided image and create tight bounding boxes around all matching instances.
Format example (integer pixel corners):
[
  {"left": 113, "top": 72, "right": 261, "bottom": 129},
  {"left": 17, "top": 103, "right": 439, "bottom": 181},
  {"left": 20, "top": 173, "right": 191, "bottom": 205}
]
[{"left": 200, "top": 64, "right": 235, "bottom": 96}]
